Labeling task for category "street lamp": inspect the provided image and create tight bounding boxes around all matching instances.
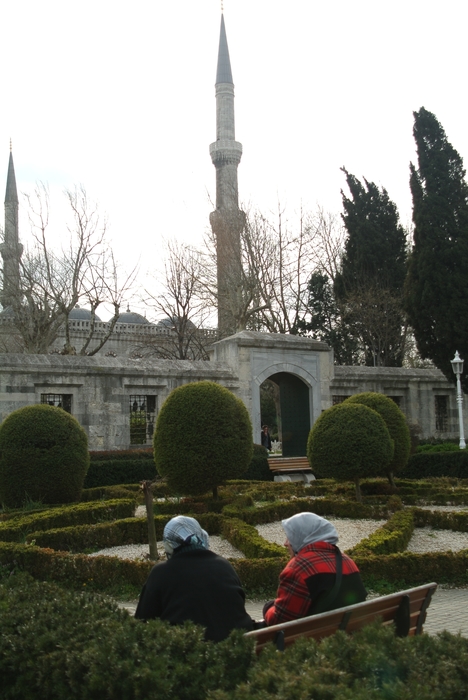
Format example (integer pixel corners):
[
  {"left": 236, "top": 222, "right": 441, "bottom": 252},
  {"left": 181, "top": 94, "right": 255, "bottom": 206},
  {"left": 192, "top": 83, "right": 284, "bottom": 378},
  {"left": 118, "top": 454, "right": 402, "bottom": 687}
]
[{"left": 451, "top": 351, "right": 466, "bottom": 449}]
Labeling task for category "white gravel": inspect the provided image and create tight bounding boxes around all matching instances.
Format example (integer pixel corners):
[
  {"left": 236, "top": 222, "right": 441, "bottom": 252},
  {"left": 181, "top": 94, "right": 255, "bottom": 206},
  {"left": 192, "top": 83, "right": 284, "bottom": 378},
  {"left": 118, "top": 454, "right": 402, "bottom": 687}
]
[
  {"left": 89, "top": 536, "right": 244, "bottom": 562},
  {"left": 407, "top": 528, "right": 468, "bottom": 553},
  {"left": 87, "top": 507, "right": 468, "bottom": 561},
  {"left": 256, "top": 518, "right": 387, "bottom": 553}
]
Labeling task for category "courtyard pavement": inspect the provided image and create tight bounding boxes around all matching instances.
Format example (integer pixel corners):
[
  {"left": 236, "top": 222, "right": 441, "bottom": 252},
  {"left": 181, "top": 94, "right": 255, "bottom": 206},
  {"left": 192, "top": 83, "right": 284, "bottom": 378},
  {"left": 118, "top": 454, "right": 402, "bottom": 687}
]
[{"left": 119, "top": 587, "right": 468, "bottom": 637}]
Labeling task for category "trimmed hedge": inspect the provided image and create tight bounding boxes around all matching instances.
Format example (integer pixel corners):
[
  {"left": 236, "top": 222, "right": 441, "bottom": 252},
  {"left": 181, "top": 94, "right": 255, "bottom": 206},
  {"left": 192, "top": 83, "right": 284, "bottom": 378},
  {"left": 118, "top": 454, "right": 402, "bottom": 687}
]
[
  {"left": 84, "top": 459, "right": 157, "bottom": 488},
  {"left": 413, "top": 507, "right": 468, "bottom": 532},
  {"left": 221, "top": 518, "right": 286, "bottom": 559},
  {"left": 0, "top": 541, "right": 152, "bottom": 588},
  {"left": 0, "top": 404, "right": 89, "bottom": 508},
  {"left": 0, "top": 500, "right": 136, "bottom": 542},
  {"left": 80, "top": 484, "right": 141, "bottom": 501},
  {"left": 89, "top": 448, "right": 153, "bottom": 461},
  {"left": 223, "top": 498, "right": 390, "bottom": 524},
  {"left": 355, "top": 550, "right": 468, "bottom": 586},
  {"left": 403, "top": 451, "right": 468, "bottom": 479},
  {"left": 348, "top": 509, "right": 415, "bottom": 557}
]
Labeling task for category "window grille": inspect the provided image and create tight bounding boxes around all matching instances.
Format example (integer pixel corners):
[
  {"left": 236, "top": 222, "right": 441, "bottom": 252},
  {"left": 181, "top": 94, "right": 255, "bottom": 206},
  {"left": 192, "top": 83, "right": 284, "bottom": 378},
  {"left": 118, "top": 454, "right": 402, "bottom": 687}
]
[
  {"left": 332, "top": 395, "right": 349, "bottom": 405},
  {"left": 388, "top": 396, "right": 402, "bottom": 408},
  {"left": 435, "top": 395, "right": 449, "bottom": 431},
  {"left": 129, "top": 394, "right": 157, "bottom": 445},
  {"left": 41, "top": 393, "right": 72, "bottom": 414}
]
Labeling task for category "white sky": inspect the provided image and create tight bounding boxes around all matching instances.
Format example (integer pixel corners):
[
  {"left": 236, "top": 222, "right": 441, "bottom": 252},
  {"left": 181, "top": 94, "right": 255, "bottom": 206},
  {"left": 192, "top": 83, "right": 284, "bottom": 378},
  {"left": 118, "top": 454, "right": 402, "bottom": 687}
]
[{"left": 1, "top": 0, "right": 467, "bottom": 318}]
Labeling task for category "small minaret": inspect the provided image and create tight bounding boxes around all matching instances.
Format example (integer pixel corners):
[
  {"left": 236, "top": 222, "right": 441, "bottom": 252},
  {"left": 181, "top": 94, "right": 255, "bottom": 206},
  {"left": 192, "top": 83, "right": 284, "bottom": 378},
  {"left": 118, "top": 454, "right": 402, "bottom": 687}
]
[
  {"left": 209, "top": 13, "right": 245, "bottom": 338},
  {"left": 0, "top": 144, "right": 23, "bottom": 310}
]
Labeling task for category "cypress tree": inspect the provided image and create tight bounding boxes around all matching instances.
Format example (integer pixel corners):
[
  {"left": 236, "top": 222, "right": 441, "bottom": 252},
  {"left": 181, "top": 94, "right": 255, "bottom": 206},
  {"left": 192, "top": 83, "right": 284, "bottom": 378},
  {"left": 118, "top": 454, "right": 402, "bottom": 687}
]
[
  {"left": 338, "top": 169, "right": 407, "bottom": 293},
  {"left": 334, "top": 169, "right": 408, "bottom": 366},
  {"left": 406, "top": 107, "right": 468, "bottom": 390}
]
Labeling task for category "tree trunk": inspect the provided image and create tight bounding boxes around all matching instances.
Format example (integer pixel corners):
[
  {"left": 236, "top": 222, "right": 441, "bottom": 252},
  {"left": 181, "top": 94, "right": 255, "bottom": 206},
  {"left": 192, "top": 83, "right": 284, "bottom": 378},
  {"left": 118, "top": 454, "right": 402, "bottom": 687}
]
[
  {"left": 141, "top": 480, "right": 159, "bottom": 561},
  {"left": 387, "top": 470, "right": 396, "bottom": 490},
  {"left": 212, "top": 485, "right": 218, "bottom": 499},
  {"left": 354, "top": 477, "right": 362, "bottom": 503}
]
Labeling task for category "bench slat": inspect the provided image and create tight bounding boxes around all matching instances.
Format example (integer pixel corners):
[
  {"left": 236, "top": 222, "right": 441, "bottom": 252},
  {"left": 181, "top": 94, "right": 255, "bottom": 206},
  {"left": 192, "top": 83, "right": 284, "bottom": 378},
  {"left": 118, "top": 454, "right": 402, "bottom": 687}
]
[
  {"left": 267, "top": 456, "right": 312, "bottom": 474},
  {"left": 245, "top": 583, "right": 437, "bottom": 653}
]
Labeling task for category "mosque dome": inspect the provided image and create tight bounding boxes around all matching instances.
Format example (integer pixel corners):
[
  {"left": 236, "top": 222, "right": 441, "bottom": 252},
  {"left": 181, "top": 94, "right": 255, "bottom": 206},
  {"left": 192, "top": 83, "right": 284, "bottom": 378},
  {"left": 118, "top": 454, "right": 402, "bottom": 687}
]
[
  {"left": 117, "top": 307, "right": 151, "bottom": 325},
  {"left": 69, "top": 305, "right": 102, "bottom": 322},
  {"left": 156, "top": 317, "right": 197, "bottom": 331}
]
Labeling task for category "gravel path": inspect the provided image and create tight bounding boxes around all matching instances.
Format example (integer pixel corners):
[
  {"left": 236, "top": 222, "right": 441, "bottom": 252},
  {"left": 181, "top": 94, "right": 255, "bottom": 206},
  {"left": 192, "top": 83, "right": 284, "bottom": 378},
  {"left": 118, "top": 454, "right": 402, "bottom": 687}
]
[{"left": 88, "top": 506, "right": 468, "bottom": 562}]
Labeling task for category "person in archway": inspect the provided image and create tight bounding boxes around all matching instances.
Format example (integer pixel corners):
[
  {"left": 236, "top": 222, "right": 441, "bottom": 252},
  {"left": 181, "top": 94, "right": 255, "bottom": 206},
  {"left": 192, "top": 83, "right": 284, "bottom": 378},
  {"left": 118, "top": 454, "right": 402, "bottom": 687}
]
[
  {"left": 261, "top": 424, "right": 272, "bottom": 451},
  {"left": 262, "top": 512, "right": 367, "bottom": 625},
  {"left": 135, "top": 515, "right": 254, "bottom": 642}
]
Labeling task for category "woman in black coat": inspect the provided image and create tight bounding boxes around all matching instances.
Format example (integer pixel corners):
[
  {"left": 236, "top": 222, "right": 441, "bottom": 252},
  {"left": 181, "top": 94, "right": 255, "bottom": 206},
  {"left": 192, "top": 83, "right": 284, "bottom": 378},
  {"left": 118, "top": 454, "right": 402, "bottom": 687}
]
[{"left": 135, "top": 515, "right": 254, "bottom": 642}]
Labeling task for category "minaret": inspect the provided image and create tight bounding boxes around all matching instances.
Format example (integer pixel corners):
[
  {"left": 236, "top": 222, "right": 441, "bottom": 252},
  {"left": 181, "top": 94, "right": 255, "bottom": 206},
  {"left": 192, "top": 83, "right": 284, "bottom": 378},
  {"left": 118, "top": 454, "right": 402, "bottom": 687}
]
[
  {"left": 0, "top": 144, "right": 23, "bottom": 310},
  {"left": 209, "top": 13, "right": 245, "bottom": 338}
]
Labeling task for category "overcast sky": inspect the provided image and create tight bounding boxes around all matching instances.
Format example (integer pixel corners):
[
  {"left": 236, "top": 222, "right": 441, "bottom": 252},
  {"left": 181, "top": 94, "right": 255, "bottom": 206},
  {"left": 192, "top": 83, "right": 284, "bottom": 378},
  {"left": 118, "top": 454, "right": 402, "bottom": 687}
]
[{"left": 1, "top": 0, "right": 467, "bottom": 317}]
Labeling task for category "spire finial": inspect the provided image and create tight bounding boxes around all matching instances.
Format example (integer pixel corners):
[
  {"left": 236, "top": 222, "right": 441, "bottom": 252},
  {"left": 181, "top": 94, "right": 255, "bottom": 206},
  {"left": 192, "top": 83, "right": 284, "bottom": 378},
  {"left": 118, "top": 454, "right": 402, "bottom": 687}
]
[
  {"left": 9, "top": 139, "right": 12, "bottom": 152},
  {"left": 221, "top": 0, "right": 224, "bottom": 13}
]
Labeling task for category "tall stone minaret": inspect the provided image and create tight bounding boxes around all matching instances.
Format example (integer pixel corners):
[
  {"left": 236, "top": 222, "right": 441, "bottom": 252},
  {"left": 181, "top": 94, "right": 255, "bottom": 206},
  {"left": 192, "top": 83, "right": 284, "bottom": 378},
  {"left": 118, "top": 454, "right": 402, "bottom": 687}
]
[
  {"left": 0, "top": 145, "right": 23, "bottom": 310},
  {"left": 209, "top": 13, "right": 245, "bottom": 338}
]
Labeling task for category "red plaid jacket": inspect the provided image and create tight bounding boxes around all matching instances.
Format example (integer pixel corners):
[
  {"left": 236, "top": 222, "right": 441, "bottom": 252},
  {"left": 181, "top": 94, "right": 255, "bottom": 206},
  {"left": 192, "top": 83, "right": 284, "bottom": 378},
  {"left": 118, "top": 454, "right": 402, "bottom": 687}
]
[{"left": 264, "top": 541, "right": 366, "bottom": 626}]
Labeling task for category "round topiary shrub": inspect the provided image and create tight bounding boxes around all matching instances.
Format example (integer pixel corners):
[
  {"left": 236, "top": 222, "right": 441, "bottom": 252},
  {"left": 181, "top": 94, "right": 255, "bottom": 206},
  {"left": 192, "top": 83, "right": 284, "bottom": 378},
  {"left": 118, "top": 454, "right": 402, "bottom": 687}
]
[
  {"left": 154, "top": 381, "right": 253, "bottom": 497},
  {"left": 343, "top": 392, "right": 411, "bottom": 486},
  {"left": 307, "top": 402, "right": 393, "bottom": 501},
  {"left": 244, "top": 444, "right": 274, "bottom": 481},
  {"left": 0, "top": 404, "right": 90, "bottom": 508}
]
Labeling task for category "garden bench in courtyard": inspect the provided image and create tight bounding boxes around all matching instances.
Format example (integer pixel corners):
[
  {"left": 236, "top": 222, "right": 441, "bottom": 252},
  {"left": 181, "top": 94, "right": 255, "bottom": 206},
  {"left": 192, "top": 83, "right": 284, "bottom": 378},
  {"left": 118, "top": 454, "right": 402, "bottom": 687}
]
[
  {"left": 245, "top": 582, "right": 437, "bottom": 654},
  {"left": 267, "top": 456, "right": 315, "bottom": 482}
]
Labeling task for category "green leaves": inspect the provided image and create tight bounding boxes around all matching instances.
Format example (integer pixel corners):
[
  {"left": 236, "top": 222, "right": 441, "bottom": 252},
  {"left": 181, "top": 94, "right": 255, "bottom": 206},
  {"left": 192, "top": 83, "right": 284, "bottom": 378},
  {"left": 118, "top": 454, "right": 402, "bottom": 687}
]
[{"left": 406, "top": 108, "right": 468, "bottom": 390}]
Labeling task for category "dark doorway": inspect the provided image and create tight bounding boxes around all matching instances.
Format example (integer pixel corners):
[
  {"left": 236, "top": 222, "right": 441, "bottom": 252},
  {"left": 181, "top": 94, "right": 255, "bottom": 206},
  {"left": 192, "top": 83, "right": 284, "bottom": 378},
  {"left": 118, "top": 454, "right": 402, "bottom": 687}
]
[{"left": 267, "top": 372, "right": 311, "bottom": 457}]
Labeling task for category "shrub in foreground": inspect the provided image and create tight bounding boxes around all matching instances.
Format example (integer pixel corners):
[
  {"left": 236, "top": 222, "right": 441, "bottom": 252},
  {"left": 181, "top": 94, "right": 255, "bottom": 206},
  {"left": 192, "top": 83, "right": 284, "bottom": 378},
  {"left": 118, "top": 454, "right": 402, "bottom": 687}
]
[
  {"left": 154, "top": 381, "right": 253, "bottom": 497},
  {"left": 2, "top": 574, "right": 468, "bottom": 700},
  {"left": 0, "top": 573, "right": 253, "bottom": 700},
  {"left": 0, "top": 404, "right": 89, "bottom": 508}
]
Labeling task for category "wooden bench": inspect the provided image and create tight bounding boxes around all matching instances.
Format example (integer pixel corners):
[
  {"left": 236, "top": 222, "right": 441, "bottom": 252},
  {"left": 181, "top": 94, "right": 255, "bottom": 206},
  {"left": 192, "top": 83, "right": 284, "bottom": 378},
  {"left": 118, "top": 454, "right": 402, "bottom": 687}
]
[
  {"left": 244, "top": 582, "right": 437, "bottom": 654},
  {"left": 267, "top": 456, "right": 312, "bottom": 474}
]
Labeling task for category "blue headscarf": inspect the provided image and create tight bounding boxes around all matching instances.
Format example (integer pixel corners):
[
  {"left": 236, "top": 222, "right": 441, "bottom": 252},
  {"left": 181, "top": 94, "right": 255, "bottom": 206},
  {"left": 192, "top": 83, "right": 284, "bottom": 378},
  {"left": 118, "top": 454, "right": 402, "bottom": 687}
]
[{"left": 163, "top": 515, "right": 210, "bottom": 558}]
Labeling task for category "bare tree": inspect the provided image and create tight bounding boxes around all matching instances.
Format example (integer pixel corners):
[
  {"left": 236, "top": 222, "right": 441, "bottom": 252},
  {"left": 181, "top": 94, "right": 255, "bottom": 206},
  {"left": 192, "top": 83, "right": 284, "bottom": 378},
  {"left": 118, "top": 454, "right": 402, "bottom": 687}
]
[
  {"left": 3, "top": 183, "right": 136, "bottom": 354},
  {"left": 137, "top": 241, "right": 215, "bottom": 360},
  {"left": 343, "top": 283, "right": 408, "bottom": 367},
  {"left": 199, "top": 203, "right": 325, "bottom": 335}
]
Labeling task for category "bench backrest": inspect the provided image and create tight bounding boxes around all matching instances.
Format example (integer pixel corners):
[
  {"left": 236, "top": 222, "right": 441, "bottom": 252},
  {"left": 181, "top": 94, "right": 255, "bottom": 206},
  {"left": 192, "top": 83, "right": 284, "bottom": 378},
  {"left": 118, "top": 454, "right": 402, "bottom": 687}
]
[
  {"left": 268, "top": 456, "right": 311, "bottom": 471},
  {"left": 245, "top": 582, "right": 437, "bottom": 654}
]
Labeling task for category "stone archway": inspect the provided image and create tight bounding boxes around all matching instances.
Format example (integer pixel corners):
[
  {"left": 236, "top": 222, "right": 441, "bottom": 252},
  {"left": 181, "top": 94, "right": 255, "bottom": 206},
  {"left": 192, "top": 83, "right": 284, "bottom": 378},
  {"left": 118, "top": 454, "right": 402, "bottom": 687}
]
[{"left": 264, "top": 372, "right": 311, "bottom": 456}]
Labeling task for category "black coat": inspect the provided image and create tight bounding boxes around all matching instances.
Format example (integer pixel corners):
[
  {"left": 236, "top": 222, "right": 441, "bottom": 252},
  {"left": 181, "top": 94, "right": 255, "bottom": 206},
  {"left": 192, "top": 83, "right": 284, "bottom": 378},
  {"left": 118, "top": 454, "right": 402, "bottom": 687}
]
[
  {"left": 135, "top": 548, "right": 254, "bottom": 642},
  {"left": 261, "top": 430, "right": 272, "bottom": 450}
]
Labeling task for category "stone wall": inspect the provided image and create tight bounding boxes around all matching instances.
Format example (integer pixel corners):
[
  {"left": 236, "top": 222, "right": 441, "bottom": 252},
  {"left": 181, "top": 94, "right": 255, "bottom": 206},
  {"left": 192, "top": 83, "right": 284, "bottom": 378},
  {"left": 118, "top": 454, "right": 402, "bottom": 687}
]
[
  {"left": 0, "top": 332, "right": 464, "bottom": 450},
  {"left": 0, "top": 354, "right": 237, "bottom": 450}
]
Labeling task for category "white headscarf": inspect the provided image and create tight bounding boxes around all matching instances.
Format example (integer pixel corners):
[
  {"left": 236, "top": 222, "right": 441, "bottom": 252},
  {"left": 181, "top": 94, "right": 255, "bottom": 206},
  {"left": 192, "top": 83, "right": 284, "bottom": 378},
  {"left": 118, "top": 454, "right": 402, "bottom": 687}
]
[
  {"left": 282, "top": 512, "right": 338, "bottom": 554},
  {"left": 163, "top": 516, "right": 210, "bottom": 558}
]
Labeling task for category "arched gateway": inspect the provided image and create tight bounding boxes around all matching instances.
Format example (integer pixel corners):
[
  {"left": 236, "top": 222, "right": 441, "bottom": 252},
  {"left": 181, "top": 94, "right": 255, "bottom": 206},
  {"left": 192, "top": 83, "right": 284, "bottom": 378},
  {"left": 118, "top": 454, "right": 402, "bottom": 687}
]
[{"left": 210, "top": 331, "right": 334, "bottom": 455}]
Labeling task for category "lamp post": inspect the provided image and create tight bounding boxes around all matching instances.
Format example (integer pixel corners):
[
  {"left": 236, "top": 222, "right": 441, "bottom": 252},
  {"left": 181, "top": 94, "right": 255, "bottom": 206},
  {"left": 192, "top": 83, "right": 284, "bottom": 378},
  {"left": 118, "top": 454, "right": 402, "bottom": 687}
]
[{"left": 451, "top": 351, "right": 466, "bottom": 449}]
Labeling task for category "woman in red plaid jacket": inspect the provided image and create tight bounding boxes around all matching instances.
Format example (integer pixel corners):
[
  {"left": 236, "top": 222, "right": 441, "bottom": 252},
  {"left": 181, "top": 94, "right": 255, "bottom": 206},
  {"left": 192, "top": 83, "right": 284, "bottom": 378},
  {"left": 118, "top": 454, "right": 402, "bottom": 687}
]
[{"left": 263, "top": 512, "right": 367, "bottom": 625}]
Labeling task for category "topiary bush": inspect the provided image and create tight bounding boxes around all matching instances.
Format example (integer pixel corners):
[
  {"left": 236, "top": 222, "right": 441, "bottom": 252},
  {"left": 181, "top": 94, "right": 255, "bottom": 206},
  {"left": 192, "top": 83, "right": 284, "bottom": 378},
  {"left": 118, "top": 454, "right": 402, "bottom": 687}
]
[
  {"left": 154, "top": 381, "right": 253, "bottom": 498},
  {"left": 307, "top": 403, "right": 393, "bottom": 501},
  {"left": 244, "top": 444, "right": 273, "bottom": 481},
  {"left": 344, "top": 392, "right": 411, "bottom": 487},
  {"left": 0, "top": 404, "right": 89, "bottom": 508}
]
